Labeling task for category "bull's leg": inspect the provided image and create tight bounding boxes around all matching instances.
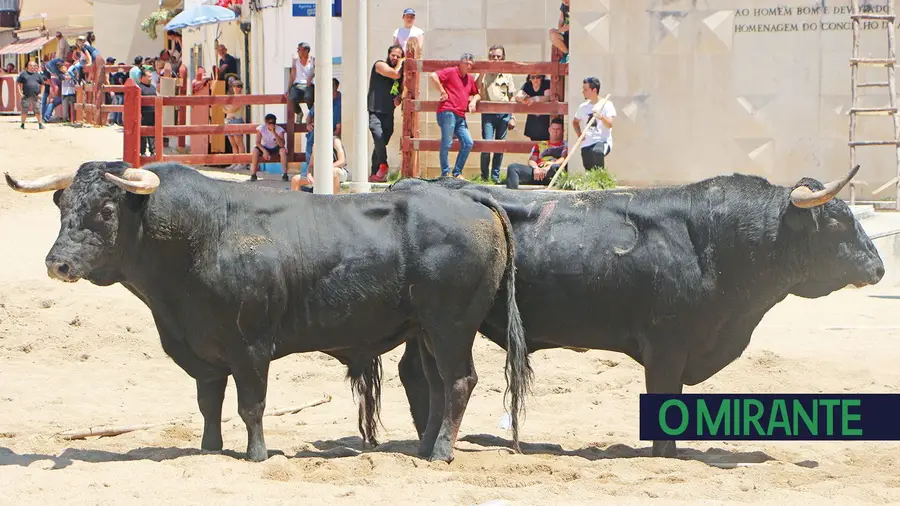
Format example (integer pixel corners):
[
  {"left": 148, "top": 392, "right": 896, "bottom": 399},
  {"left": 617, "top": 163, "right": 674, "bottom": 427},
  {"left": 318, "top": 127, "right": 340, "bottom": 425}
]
[
  {"left": 399, "top": 339, "right": 431, "bottom": 438},
  {"left": 427, "top": 335, "right": 478, "bottom": 463},
  {"left": 197, "top": 377, "right": 228, "bottom": 451},
  {"left": 416, "top": 340, "right": 446, "bottom": 458},
  {"left": 643, "top": 341, "right": 687, "bottom": 458},
  {"left": 232, "top": 359, "right": 271, "bottom": 462}
]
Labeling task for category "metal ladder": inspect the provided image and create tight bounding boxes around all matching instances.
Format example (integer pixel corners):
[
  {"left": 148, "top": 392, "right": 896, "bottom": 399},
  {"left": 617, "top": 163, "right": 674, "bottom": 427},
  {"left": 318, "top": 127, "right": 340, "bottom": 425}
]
[{"left": 850, "top": 0, "right": 900, "bottom": 208}]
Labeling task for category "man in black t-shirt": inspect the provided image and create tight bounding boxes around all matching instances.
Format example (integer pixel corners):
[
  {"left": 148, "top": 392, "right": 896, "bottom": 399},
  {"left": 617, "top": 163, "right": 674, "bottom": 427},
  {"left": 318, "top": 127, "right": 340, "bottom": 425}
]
[
  {"left": 216, "top": 44, "right": 238, "bottom": 91},
  {"left": 366, "top": 45, "right": 405, "bottom": 182},
  {"left": 138, "top": 69, "right": 158, "bottom": 155},
  {"left": 16, "top": 60, "right": 44, "bottom": 129}
]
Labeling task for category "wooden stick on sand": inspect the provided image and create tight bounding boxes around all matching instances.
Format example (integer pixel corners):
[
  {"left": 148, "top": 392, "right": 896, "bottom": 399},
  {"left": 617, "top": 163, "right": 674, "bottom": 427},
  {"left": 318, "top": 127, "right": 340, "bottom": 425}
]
[
  {"left": 547, "top": 93, "right": 612, "bottom": 189},
  {"left": 59, "top": 393, "right": 333, "bottom": 440}
]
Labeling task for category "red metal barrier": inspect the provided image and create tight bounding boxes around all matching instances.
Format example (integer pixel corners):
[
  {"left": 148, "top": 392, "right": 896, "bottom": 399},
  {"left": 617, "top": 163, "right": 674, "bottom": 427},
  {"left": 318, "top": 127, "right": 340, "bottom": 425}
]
[
  {"left": 0, "top": 74, "right": 21, "bottom": 113},
  {"left": 400, "top": 58, "right": 568, "bottom": 177},
  {"left": 122, "top": 78, "right": 307, "bottom": 168}
]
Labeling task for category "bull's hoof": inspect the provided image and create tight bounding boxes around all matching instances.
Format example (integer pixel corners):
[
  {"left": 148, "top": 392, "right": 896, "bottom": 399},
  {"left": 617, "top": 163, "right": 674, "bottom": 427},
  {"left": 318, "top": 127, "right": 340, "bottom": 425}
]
[
  {"left": 246, "top": 444, "right": 269, "bottom": 462},
  {"left": 428, "top": 445, "right": 455, "bottom": 463},
  {"left": 201, "top": 435, "right": 224, "bottom": 452}
]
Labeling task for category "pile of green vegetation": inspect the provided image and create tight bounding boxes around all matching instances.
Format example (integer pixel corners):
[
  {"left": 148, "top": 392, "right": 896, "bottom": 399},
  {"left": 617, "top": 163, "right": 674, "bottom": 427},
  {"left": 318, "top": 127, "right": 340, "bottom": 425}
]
[{"left": 550, "top": 168, "right": 617, "bottom": 190}]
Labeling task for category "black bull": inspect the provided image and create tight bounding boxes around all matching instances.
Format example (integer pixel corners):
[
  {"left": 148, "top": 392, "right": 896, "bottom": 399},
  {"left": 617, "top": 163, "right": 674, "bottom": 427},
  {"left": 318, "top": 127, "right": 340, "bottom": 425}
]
[
  {"left": 4, "top": 161, "right": 534, "bottom": 463},
  {"left": 389, "top": 166, "right": 884, "bottom": 457}
]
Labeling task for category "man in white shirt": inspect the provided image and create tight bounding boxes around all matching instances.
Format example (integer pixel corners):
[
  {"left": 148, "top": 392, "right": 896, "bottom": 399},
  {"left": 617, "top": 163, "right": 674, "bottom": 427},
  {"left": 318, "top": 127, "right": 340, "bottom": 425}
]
[
  {"left": 573, "top": 76, "right": 615, "bottom": 171},
  {"left": 249, "top": 114, "right": 289, "bottom": 182},
  {"left": 393, "top": 8, "right": 424, "bottom": 55},
  {"left": 287, "top": 42, "right": 315, "bottom": 121}
]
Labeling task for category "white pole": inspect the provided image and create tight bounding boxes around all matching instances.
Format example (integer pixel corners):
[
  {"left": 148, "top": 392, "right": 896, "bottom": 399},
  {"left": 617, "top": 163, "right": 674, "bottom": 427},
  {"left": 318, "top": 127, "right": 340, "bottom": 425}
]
[
  {"left": 313, "top": 0, "right": 334, "bottom": 194},
  {"left": 350, "top": 0, "right": 371, "bottom": 192}
]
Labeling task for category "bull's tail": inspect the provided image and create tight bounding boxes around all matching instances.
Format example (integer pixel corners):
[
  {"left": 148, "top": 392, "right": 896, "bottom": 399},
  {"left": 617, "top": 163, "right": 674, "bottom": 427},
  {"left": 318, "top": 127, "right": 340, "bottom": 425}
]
[
  {"left": 461, "top": 189, "right": 534, "bottom": 453},
  {"left": 347, "top": 357, "right": 383, "bottom": 449}
]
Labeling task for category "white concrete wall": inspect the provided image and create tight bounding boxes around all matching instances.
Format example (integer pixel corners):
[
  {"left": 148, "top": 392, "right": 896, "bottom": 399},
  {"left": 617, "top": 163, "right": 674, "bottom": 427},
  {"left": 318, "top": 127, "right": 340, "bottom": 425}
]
[
  {"left": 249, "top": 3, "right": 342, "bottom": 122},
  {"left": 94, "top": 0, "right": 165, "bottom": 63}
]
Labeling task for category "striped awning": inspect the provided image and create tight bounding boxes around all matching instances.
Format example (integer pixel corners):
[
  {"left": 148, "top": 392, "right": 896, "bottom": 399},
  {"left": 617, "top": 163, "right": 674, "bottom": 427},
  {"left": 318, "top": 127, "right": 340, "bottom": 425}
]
[{"left": 0, "top": 36, "right": 52, "bottom": 55}]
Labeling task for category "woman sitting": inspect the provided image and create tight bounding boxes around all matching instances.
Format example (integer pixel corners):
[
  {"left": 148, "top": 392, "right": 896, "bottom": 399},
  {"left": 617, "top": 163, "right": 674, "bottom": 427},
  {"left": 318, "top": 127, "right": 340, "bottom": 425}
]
[{"left": 291, "top": 136, "right": 348, "bottom": 193}]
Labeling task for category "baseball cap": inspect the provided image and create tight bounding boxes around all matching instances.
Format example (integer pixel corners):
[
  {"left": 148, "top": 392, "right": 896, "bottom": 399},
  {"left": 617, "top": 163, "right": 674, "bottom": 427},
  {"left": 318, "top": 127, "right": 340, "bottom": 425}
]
[
  {"left": 105, "top": 56, "right": 116, "bottom": 63},
  {"left": 403, "top": 8, "right": 416, "bottom": 16}
]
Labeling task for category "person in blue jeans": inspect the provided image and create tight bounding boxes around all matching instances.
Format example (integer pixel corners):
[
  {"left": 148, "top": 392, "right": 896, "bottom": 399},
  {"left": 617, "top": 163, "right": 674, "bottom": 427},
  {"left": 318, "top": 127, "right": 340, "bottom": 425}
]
[
  {"left": 430, "top": 53, "right": 481, "bottom": 177},
  {"left": 475, "top": 45, "right": 516, "bottom": 182},
  {"left": 304, "top": 78, "right": 342, "bottom": 177}
]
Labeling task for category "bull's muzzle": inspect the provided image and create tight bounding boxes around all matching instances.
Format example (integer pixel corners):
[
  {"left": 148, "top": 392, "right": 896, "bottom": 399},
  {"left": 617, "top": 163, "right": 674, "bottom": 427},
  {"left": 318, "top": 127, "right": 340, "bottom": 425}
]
[{"left": 45, "top": 255, "right": 81, "bottom": 283}]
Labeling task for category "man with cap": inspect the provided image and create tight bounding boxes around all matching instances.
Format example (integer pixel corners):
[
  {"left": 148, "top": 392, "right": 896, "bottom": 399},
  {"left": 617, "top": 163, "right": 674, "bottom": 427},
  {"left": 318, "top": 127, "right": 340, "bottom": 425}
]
[
  {"left": 393, "top": 8, "right": 424, "bottom": 55},
  {"left": 286, "top": 41, "right": 314, "bottom": 121}
]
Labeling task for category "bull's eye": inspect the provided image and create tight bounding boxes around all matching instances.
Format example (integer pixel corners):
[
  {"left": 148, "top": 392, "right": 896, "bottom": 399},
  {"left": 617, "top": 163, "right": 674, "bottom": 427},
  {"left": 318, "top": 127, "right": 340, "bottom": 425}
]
[
  {"left": 827, "top": 218, "right": 847, "bottom": 232},
  {"left": 100, "top": 204, "right": 114, "bottom": 220}
]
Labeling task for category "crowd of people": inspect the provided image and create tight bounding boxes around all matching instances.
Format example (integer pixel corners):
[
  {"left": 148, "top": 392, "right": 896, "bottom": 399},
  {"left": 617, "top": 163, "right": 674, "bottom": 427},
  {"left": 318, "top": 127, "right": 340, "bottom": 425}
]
[{"left": 14, "top": 1, "right": 602, "bottom": 192}]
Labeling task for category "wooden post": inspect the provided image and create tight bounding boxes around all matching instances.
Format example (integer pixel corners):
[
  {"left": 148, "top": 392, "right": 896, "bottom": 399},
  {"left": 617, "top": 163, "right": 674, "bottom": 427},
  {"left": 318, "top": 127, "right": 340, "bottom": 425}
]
[
  {"left": 287, "top": 105, "right": 296, "bottom": 163},
  {"left": 75, "top": 85, "right": 84, "bottom": 123},
  {"left": 123, "top": 78, "right": 141, "bottom": 167},
  {"left": 190, "top": 80, "right": 211, "bottom": 156},
  {"left": 92, "top": 61, "right": 105, "bottom": 125},
  {"left": 550, "top": 46, "right": 566, "bottom": 115},
  {"left": 401, "top": 59, "right": 419, "bottom": 178},
  {"left": 154, "top": 95, "right": 164, "bottom": 162}
]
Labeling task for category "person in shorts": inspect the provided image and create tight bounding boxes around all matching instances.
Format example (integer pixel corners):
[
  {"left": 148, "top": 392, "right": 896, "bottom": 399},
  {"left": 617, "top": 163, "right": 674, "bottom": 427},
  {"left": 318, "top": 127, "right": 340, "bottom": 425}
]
[
  {"left": 223, "top": 80, "right": 247, "bottom": 170},
  {"left": 16, "top": 61, "right": 44, "bottom": 129},
  {"left": 291, "top": 135, "right": 348, "bottom": 194},
  {"left": 549, "top": 0, "right": 570, "bottom": 63},
  {"left": 286, "top": 42, "right": 314, "bottom": 121},
  {"left": 249, "top": 114, "right": 289, "bottom": 182}
]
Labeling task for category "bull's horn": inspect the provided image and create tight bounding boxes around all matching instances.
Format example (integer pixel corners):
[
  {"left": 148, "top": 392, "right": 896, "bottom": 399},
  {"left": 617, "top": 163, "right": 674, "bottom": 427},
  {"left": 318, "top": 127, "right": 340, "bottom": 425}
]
[
  {"left": 790, "top": 164, "right": 860, "bottom": 209},
  {"left": 104, "top": 168, "right": 160, "bottom": 195},
  {"left": 4, "top": 171, "right": 75, "bottom": 193}
]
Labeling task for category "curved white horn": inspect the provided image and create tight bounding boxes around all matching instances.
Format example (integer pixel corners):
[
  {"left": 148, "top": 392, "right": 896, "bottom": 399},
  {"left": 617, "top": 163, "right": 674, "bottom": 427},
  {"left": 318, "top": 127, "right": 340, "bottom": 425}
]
[
  {"left": 5, "top": 171, "right": 76, "bottom": 193},
  {"left": 790, "top": 165, "right": 860, "bottom": 209},
  {"left": 104, "top": 168, "right": 160, "bottom": 195}
]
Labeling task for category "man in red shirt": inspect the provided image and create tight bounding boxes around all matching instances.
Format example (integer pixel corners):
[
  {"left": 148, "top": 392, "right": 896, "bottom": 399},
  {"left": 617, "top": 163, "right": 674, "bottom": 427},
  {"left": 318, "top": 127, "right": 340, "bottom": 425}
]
[{"left": 430, "top": 53, "right": 481, "bottom": 177}]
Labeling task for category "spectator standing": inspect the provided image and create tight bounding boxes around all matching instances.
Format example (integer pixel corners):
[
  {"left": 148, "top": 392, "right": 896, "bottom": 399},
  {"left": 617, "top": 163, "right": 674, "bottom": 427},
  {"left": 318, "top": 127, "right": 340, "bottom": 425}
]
[
  {"left": 393, "top": 8, "right": 424, "bottom": 54},
  {"left": 430, "top": 53, "right": 480, "bottom": 178},
  {"left": 291, "top": 136, "right": 348, "bottom": 193},
  {"left": 216, "top": 44, "right": 238, "bottom": 79},
  {"left": 366, "top": 45, "right": 404, "bottom": 182},
  {"left": 506, "top": 118, "right": 567, "bottom": 189},
  {"left": 223, "top": 80, "right": 247, "bottom": 170},
  {"left": 42, "top": 72, "right": 61, "bottom": 122},
  {"left": 305, "top": 78, "right": 342, "bottom": 177},
  {"left": 287, "top": 42, "right": 314, "bottom": 121},
  {"left": 17, "top": 61, "right": 44, "bottom": 129},
  {"left": 475, "top": 44, "right": 516, "bottom": 183},
  {"left": 138, "top": 69, "right": 157, "bottom": 156},
  {"left": 55, "top": 32, "right": 70, "bottom": 61},
  {"left": 61, "top": 69, "right": 77, "bottom": 123},
  {"left": 515, "top": 74, "right": 552, "bottom": 141},
  {"left": 573, "top": 77, "right": 616, "bottom": 170},
  {"left": 549, "top": 0, "right": 570, "bottom": 64},
  {"left": 129, "top": 56, "right": 143, "bottom": 82},
  {"left": 108, "top": 59, "right": 127, "bottom": 125},
  {"left": 249, "top": 114, "right": 289, "bottom": 182}
]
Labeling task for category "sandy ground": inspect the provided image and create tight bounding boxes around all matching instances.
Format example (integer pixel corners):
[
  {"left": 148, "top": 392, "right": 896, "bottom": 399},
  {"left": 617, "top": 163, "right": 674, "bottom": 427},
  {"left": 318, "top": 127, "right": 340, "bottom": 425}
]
[{"left": 1, "top": 116, "right": 899, "bottom": 505}]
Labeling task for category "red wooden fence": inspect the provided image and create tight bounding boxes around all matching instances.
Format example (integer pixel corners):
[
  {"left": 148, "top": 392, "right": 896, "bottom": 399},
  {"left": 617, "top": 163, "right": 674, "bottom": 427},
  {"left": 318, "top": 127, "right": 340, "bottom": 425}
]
[
  {"left": 122, "top": 78, "right": 307, "bottom": 168},
  {"left": 400, "top": 58, "right": 569, "bottom": 177}
]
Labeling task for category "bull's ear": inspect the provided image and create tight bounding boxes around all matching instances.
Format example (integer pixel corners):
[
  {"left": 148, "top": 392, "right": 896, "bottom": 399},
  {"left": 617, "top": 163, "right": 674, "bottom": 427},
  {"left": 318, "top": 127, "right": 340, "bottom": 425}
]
[
  {"left": 52, "top": 189, "right": 63, "bottom": 208},
  {"left": 784, "top": 205, "right": 821, "bottom": 233}
]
